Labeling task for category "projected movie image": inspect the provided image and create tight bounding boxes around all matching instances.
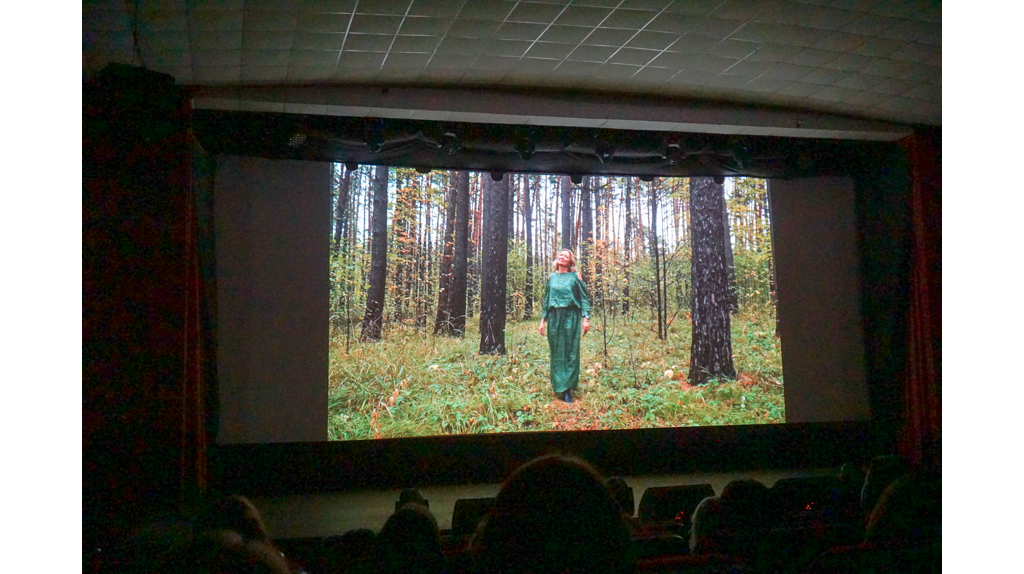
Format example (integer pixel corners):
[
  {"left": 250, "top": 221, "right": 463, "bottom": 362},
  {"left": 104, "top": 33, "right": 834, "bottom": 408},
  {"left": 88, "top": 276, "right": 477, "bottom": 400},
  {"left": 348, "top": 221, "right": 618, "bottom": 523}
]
[{"left": 328, "top": 167, "right": 783, "bottom": 440}]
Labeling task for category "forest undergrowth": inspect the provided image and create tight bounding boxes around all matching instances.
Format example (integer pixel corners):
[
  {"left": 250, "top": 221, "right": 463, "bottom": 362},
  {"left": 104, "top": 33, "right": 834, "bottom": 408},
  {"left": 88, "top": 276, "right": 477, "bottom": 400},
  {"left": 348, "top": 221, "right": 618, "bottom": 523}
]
[{"left": 327, "top": 307, "right": 785, "bottom": 440}]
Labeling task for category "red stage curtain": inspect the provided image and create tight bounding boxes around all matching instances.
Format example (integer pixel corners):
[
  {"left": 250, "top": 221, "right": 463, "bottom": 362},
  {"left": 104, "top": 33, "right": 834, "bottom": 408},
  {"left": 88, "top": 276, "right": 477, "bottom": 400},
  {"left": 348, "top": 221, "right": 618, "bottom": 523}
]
[
  {"left": 181, "top": 133, "right": 209, "bottom": 500},
  {"left": 83, "top": 67, "right": 209, "bottom": 551},
  {"left": 897, "top": 130, "right": 941, "bottom": 469}
]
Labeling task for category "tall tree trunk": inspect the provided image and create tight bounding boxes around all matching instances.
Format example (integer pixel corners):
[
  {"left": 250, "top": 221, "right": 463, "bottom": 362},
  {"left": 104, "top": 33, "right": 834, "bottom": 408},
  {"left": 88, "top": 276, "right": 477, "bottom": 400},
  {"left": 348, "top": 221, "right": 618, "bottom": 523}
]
[
  {"left": 650, "top": 179, "right": 664, "bottom": 339},
  {"left": 549, "top": 177, "right": 557, "bottom": 270},
  {"left": 468, "top": 174, "right": 482, "bottom": 319},
  {"left": 433, "top": 171, "right": 458, "bottom": 334},
  {"left": 722, "top": 181, "right": 738, "bottom": 314},
  {"left": 560, "top": 175, "right": 573, "bottom": 250},
  {"left": 573, "top": 184, "right": 581, "bottom": 253},
  {"left": 333, "top": 164, "right": 352, "bottom": 255},
  {"left": 350, "top": 167, "right": 363, "bottom": 248},
  {"left": 391, "top": 172, "right": 407, "bottom": 322},
  {"left": 438, "top": 170, "right": 470, "bottom": 335},
  {"left": 623, "top": 176, "right": 632, "bottom": 315},
  {"left": 332, "top": 164, "right": 353, "bottom": 342},
  {"left": 593, "top": 177, "right": 603, "bottom": 302},
  {"left": 507, "top": 174, "right": 516, "bottom": 317},
  {"left": 361, "top": 165, "right": 389, "bottom": 341},
  {"left": 688, "top": 176, "right": 736, "bottom": 384},
  {"left": 580, "top": 176, "right": 593, "bottom": 285},
  {"left": 451, "top": 170, "right": 471, "bottom": 334},
  {"left": 765, "top": 180, "right": 779, "bottom": 337},
  {"left": 524, "top": 174, "right": 535, "bottom": 320},
  {"left": 672, "top": 182, "right": 681, "bottom": 249},
  {"left": 479, "top": 174, "right": 509, "bottom": 354},
  {"left": 410, "top": 174, "right": 423, "bottom": 326},
  {"left": 507, "top": 173, "right": 516, "bottom": 239},
  {"left": 636, "top": 180, "right": 646, "bottom": 256},
  {"left": 420, "top": 172, "right": 432, "bottom": 327}
]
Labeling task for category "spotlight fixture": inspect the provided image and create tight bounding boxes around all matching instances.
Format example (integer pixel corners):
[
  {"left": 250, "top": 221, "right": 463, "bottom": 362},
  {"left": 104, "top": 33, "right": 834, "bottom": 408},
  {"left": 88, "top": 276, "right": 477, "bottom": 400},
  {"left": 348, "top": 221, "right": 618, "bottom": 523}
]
[
  {"left": 286, "top": 132, "right": 306, "bottom": 147},
  {"left": 570, "top": 173, "right": 583, "bottom": 185},
  {"left": 720, "top": 138, "right": 752, "bottom": 172},
  {"left": 515, "top": 137, "right": 535, "bottom": 161},
  {"left": 730, "top": 143, "right": 751, "bottom": 171},
  {"left": 344, "top": 161, "right": 358, "bottom": 172},
  {"left": 365, "top": 121, "right": 385, "bottom": 154},
  {"left": 490, "top": 170, "right": 504, "bottom": 182},
  {"left": 416, "top": 167, "right": 432, "bottom": 174},
  {"left": 639, "top": 175, "right": 654, "bottom": 183},
  {"left": 441, "top": 131, "right": 460, "bottom": 155},
  {"left": 595, "top": 140, "right": 614, "bottom": 164},
  {"left": 663, "top": 142, "right": 683, "bottom": 166},
  {"left": 713, "top": 175, "right": 725, "bottom": 185}
]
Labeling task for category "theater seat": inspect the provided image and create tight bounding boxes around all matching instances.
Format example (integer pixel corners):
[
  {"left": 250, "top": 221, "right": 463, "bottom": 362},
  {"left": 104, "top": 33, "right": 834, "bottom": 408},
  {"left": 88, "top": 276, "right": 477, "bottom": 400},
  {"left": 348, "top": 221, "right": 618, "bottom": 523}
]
[
  {"left": 771, "top": 476, "right": 842, "bottom": 520},
  {"left": 638, "top": 484, "right": 716, "bottom": 533}
]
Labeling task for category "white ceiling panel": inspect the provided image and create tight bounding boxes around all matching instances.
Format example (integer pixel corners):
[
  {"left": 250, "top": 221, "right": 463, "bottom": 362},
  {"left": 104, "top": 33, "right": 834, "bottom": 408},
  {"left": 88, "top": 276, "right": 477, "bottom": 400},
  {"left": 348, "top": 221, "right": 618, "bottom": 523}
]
[{"left": 84, "top": 0, "right": 941, "bottom": 132}]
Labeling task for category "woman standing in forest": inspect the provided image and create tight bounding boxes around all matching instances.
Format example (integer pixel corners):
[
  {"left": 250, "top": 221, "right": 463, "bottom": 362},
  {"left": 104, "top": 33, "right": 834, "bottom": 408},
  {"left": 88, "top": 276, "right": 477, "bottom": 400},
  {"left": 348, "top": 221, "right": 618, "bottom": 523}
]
[{"left": 538, "top": 249, "right": 591, "bottom": 403}]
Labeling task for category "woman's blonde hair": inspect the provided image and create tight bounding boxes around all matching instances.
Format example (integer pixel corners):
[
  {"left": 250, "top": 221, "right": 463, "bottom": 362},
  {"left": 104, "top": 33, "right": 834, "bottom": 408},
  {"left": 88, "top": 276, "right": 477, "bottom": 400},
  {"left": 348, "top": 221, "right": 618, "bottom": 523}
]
[{"left": 552, "top": 249, "right": 578, "bottom": 273}]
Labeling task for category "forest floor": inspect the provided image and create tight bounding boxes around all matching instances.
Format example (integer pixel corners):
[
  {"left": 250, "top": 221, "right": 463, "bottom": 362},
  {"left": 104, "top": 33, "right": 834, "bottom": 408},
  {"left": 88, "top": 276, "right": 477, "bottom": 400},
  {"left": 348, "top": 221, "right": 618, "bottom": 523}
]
[{"left": 327, "top": 307, "right": 785, "bottom": 440}]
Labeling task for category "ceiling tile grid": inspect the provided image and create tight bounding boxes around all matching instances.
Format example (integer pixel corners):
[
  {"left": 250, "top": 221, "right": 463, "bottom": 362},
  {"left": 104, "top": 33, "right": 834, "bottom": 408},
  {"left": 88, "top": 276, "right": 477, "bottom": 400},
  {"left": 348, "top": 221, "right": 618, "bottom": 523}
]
[{"left": 83, "top": 0, "right": 941, "bottom": 126}]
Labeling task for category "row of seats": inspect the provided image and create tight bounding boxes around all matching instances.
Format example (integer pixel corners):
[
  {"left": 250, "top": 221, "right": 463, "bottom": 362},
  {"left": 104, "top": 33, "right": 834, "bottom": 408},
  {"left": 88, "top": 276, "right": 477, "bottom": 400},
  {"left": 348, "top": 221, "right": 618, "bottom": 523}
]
[
  {"left": 448, "top": 474, "right": 850, "bottom": 538},
  {"left": 95, "top": 455, "right": 938, "bottom": 574}
]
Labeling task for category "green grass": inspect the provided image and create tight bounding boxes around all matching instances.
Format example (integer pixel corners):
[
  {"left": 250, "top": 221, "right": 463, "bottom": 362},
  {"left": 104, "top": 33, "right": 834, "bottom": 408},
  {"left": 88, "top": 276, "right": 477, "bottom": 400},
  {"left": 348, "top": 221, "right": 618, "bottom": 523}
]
[{"left": 327, "top": 308, "right": 785, "bottom": 440}]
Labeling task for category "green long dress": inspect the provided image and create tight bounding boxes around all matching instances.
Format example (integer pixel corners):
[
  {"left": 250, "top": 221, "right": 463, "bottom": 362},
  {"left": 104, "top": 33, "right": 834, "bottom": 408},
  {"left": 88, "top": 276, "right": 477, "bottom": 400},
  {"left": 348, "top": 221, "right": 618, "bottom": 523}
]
[{"left": 542, "top": 272, "right": 592, "bottom": 394}]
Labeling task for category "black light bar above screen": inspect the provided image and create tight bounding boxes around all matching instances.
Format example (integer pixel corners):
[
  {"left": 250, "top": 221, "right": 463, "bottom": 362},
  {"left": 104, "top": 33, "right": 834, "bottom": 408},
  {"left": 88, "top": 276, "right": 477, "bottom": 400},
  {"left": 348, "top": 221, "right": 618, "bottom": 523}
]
[{"left": 191, "top": 108, "right": 894, "bottom": 181}]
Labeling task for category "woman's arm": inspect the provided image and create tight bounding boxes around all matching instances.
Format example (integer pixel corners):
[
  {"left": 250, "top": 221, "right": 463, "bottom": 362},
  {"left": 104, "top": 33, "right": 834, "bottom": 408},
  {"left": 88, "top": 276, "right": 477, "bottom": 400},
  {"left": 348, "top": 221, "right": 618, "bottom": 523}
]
[
  {"left": 539, "top": 275, "right": 551, "bottom": 335},
  {"left": 575, "top": 275, "right": 592, "bottom": 315},
  {"left": 576, "top": 274, "right": 592, "bottom": 335}
]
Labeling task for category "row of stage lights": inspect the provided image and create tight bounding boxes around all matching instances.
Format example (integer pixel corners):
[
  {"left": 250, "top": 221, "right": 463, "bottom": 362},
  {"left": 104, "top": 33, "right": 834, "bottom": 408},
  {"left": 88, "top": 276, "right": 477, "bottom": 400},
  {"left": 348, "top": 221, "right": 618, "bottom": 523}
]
[
  {"left": 359, "top": 119, "right": 743, "bottom": 165},
  {"left": 288, "top": 120, "right": 750, "bottom": 185},
  {"left": 341, "top": 158, "right": 727, "bottom": 185}
]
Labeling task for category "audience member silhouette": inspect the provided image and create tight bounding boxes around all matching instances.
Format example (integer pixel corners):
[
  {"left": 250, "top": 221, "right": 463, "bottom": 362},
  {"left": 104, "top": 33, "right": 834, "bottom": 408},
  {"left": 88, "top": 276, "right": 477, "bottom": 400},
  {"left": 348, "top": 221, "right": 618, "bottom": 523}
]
[
  {"left": 396, "top": 488, "right": 430, "bottom": 511},
  {"left": 321, "top": 528, "right": 378, "bottom": 574},
  {"left": 836, "top": 462, "right": 867, "bottom": 525},
  {"left": 687, "top": 480, "right": 774, "bottom": 557},
  {"left": 804, "top": 470, "right": 941, "bottom": 574},
  {"left": 194, "top": 494, "right": 272, "bottom": 543},
  {"left": 185, "top": 495, "right": 299, "bottom": 574},
  {"left": 860, "top": 455, "right": 909, "bottom": 519},
  {"left": 721, "top": 480, "right": 773, "bottom": 521},
  {"left": 605, "top": 476, "right": 640, "bottom": 535},
  {"left": 187, "top": 528, "right": 293, "bottom": 574},
  {"left": 688, "top": 496, "right": 729, "bottom": 555},
  {"left": 471, "top": 454, "right": 635, "bottom": 574},
  {"left": 719, "top": 479, "right": 773, "bottom": 556},
  {"left": 377, "top": 503, "right": 447, "bottom": 574},
  {"left": 864, "top": 471, "right": 941, "bottom": 547}
]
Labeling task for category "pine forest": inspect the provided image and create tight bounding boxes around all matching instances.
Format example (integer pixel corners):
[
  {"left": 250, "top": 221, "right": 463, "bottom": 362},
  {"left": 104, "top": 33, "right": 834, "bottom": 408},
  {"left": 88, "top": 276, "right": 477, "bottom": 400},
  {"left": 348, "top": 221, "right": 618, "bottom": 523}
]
[{"left": 328, "top": 167, "right": 784, "bottom": 440}]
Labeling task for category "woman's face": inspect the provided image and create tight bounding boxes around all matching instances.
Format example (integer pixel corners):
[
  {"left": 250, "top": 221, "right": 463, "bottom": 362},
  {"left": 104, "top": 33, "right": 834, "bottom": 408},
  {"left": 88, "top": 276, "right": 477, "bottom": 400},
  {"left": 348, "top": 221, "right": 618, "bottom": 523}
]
[{"left": 556, "top": 250, "right": 573, "bottom": 270}]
